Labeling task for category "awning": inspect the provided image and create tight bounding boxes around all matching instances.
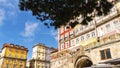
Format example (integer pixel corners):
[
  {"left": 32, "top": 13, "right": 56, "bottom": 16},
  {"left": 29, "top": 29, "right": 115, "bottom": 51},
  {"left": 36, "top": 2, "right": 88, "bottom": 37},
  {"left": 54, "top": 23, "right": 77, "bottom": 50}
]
[
  {"left": 99, "top": 58, "right": 120, "bottom": 64},
  {"left": 91, "top": 64, "right": 114, "bottom": 68}
]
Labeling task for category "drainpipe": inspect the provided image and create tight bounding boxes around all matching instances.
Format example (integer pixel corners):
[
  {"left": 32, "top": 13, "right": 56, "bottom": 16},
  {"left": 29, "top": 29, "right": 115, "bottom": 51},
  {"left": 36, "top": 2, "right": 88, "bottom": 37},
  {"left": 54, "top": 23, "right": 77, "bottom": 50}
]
[{"left": 94, "top": 10, "right": 99, "bottom": 42}]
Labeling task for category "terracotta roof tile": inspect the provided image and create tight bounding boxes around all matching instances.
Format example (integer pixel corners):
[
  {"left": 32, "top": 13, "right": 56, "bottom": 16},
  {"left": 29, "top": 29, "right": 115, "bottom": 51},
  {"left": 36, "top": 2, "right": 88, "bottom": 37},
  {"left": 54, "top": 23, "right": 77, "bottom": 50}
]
[{"left": 2, "top": 43, "right": 28, "bottom": 51}]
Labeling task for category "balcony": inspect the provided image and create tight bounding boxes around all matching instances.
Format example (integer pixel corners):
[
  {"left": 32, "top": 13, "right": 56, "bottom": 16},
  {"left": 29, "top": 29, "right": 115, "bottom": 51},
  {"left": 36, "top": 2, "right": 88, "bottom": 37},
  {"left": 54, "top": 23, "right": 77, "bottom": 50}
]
[
  {"left": 84, "top": 33, "right": 120, "bottom": 51},
  {"left": 77, "top": 6, "right": 120, "bottom": 37}
]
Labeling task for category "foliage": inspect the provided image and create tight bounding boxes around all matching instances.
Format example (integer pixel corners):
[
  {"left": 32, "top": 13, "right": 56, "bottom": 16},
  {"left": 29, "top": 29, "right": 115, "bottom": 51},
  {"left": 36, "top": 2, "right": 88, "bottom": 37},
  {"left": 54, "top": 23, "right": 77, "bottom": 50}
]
[{"left": 19, "top": 0, "right": 113, "bottom": 28}]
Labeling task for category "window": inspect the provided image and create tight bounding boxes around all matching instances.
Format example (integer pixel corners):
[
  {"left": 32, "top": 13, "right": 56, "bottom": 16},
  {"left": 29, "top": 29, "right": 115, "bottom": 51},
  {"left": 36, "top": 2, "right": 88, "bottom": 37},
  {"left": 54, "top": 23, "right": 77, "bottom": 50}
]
[
  {"left": 8, "top": 54, "right": 12, "bottom": 57},
  {"left": 14, "top": 60, "right": 17, "bottom": 63},
  {"left": 70, "top": 34, "right": 74, "bottom": 38},
  {"left": 65, "top": 33, "right": 68, "bottom": 41},
  {"left": 16, "top": 49, "right": 18, "bottom": 52},
  {"left": 21, "top": 55, "right": 23, "bottom": 59},
  {"left": 8, "top": 59, "right": 10, "bottom": 62},
  {"left": 13, "top": 64, "right": 17, "bottom": 68},
  {"left": 66, "top": 42, "right": 69, "bottom": 48},
  {"left": 106, "top": 49, "right": 111, "bottom": 58},
  {"left": 71, "top": 40, "right": 75, "bottom": 46},
  {"left": 80, "top": 26, "right": 83, "bottom": 31},
  {"left": 6, "top": 63, "right": 9, "bottom": 68},
  {"left": 100, "top": 49, "right": 112, "bottom": 60},
  {"left": 106, "top": 24, "right": 111, "bottom": 32},
  {"left": 76, "top": 28, "right": 79, "bottom": 34},
  {"left": 59, "top": 39, "right": 62, "bottom": 43},
  {"left": 38, "top": 65, "right": 40, "bottom": 68},
  {"left": 98, "top": 27, "right": 104, "bottom": 37},
  {"left": 9, "top": 48, "right": 12, "bottom": 51},
  {"left": 91, "top": 32, "right": 95, "bottom": 37},
  {"left": 70, "top": 30, "right": 74, "bottom": 35},
  {"left": 65, "top": 36, "right": 68, "bottom": 41},
  {"left": 20, "top": 65, "right": 23, "bottom": 68},
  {"left": 77, "top": 48, "right": 80, "bottom": 51},
  {"left": 61, "top": 36, "right": 64, "bottom": 42},
  {"left": 70, "top": 30, "right": 74, "bottom": 38},
  {"left": 76, "top": 38, "right": 79, "bottom": 44},
  {"left": 81, "top": 36, "right": 84, "bottom": 41},
  {"left": 113, "top": 20, "right": 120, "bottom": 29},
  {"left": 86, "top": 34, "right": 90, "bottom": 39},
  {"left": 21, "top": 51, "right": 24, "bottom": 54},
  {"left": 61, "top": 44, "right": 64, "bottom": 49},
  {"left": 20, "top": 61, "right": 22, "bottom": 64},
  {"left": 110, "top": 7, "right": 116, "bottom": 12},
  {"left": 100, "top": 50, "right": 105, "bottom": 59},
  {"left": 89, "top": 21, "right": 93, "bottom": 26},
  {"left": 15, "top": 54, "right": 18, "bottom": 58}
]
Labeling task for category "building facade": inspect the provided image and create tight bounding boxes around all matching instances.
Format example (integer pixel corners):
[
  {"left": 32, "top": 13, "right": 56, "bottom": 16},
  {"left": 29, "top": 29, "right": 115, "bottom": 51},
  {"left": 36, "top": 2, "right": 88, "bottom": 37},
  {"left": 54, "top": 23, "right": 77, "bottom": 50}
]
[
  {"left": 0, "top": 43, "right": 28, "bottom": 68},
  {"left": 26, "top": 60, "right": 30, "bottom": 68},
  {"left": 30, "top": 43, "right": 56, "bottom": 68},
  {"left": 51, "top": 1, "right": 120, "bottom": 68},
  {"left": 0, "top": 51, "right": 2, "bottom": 68},
  {"left": 0, "top": 51, "right": 1, "bottom": 57}
]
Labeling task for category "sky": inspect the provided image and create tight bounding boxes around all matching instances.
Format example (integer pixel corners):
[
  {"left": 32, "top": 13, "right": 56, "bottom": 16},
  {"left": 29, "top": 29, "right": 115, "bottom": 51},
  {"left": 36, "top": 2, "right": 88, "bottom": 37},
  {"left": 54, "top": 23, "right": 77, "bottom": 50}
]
[{"left": 0, "top": 0, "right": 58, "bottom": 59}]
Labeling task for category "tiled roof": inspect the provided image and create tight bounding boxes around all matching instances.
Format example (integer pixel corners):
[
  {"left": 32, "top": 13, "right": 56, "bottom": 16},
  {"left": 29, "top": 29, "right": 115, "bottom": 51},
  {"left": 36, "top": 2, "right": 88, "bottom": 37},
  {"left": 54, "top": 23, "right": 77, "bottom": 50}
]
[
  {"left": 33, "top": 43, "right": 55, "bottom": 48},
  {"left": 2, "top": 43, "right": 28, "bottom": 51},
  {"left": 32, "top": 43, "right": 46, "bottom": 48}
]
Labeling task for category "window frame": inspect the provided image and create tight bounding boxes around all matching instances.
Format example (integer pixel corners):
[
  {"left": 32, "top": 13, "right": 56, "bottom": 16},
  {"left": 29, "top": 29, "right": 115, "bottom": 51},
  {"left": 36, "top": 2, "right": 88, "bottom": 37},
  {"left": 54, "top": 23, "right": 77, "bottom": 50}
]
[
  {"left": 106, "top": 24, "right": 111, "bottom": 32},
  {"left": 86, "top": 33, "right": 90, "bottom": 39},
  {"left": 113, "top": 20, "right": 120, "bottom": 29},
  {"left": 76, "top": 28, "right": 79, "bottom": 34},
  {"left": 91, "top": 32, "right": 95, "bottom": 37},
  {"left": 16, "top": 49, "right": 18, "bottom": 52},
  {"left": 71, "top": 39, "right": 75, "bottom": 46},
  {"left": 81, "top": 36, "right": 84, "bottom": 41},
  {"left": 66, "top": 42, "right": 69, "bottom": 48},
  {"left": 61, "top": 43, "right": 64, "bottom": 49},
  {"left": 9, "top": 48, "right": 12, "bottom": 51},
  {"left": 100, "top": 48, "right": 112, "bottom": 60},
  {"left": 76, "top": 38, "right": 79, "bottom": 44}
]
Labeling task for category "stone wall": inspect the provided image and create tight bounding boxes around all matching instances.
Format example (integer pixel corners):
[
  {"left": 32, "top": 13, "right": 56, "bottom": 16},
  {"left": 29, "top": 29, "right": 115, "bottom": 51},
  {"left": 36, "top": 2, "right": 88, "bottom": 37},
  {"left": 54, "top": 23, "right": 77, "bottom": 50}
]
[{"left": 85, "top": 39, "right": 120, "bottom": 65}]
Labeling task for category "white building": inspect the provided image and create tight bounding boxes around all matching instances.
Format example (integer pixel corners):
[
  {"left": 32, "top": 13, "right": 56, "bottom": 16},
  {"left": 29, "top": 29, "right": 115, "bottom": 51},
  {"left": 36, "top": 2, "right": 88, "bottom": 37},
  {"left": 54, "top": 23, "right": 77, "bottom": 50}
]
[
  {"left": 0, "top": 48, "right": 6, "bottom": 68},
  {"left": 26, "top": 60, "right": 30, "bottom": 68},
  {"left": 30, "top": 43, "right": 56, "bottom": 68}
]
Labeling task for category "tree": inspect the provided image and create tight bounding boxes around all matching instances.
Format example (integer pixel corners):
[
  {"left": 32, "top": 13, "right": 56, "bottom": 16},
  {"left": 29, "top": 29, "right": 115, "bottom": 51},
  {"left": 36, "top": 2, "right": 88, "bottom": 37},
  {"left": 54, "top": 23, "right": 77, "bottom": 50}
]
[{"left": 19, "top": 0, "right": 114, "bottom": 29}]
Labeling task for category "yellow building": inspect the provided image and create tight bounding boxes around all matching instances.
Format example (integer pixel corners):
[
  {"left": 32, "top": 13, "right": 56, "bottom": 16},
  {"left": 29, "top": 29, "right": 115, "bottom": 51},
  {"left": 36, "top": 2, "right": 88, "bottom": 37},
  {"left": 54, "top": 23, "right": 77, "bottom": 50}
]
[
  {"left": 30, "top": 43, "right": 56, "bottom": 68},
  {"left": 0, "top": 43, "right": 28, "bottom": 68}
]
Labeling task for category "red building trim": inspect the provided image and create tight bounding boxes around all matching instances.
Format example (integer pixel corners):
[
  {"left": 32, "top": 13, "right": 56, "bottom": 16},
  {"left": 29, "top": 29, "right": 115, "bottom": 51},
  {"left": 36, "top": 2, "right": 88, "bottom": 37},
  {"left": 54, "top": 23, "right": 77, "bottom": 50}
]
[
  {"left": 60, "top": 28, "right": 72, "bottom": 36},
  {"left": 59, "top": 27, "right": 73, "bottom": 51}
]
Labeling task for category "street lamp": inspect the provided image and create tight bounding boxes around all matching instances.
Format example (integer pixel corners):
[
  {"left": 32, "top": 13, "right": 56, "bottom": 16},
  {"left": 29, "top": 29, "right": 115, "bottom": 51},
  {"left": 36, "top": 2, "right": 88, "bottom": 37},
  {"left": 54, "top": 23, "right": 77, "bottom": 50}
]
[{"left": 93, "top": 10, "right": 100, "bottom": 43}]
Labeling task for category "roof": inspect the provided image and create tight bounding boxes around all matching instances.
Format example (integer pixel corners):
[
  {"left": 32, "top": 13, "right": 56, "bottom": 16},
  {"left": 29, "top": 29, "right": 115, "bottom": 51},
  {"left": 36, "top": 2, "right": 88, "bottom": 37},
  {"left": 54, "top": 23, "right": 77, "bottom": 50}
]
[
  {"left": 32, "top": 43, "right": 57, "bottom": 50},
  {"left": 51, "top": 49, "right": 58, "bottom": 53},
  {"left": 2, "top": 43, "right": 28, "bottom": 51},
  {"left": 32, "top": 43, "right": 47, "bottom": 48}
]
